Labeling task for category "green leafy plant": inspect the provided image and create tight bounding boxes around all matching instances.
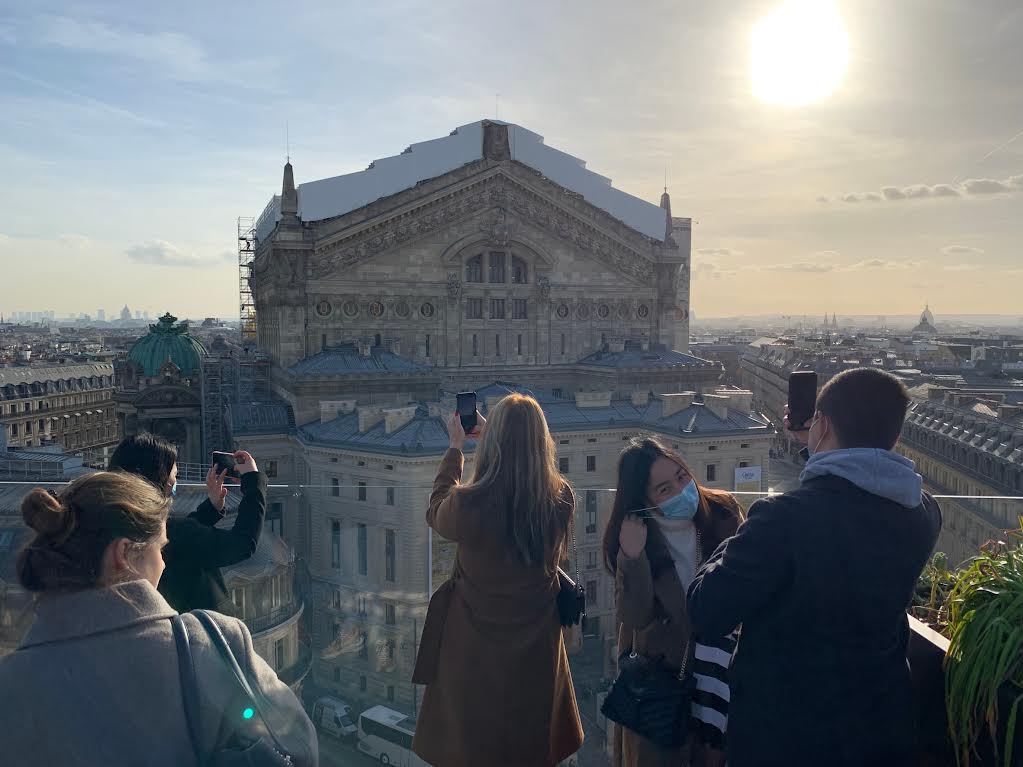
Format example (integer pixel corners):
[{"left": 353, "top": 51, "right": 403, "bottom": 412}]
[
  {"left": 913, "top": 551, "right": 955, "bottom": 635},
  {"left": 945, "top": 528, "right": 1023, "bottom": 767}
]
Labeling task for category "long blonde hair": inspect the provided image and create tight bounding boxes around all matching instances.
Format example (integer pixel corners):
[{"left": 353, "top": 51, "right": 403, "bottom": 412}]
[{"left": 456, "top": 394, "right": 572, "bottom": 570}]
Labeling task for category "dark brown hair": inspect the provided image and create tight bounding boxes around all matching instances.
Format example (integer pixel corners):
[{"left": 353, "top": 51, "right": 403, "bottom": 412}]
[
  {"left": 816, "top": 367, "right": 910, "bottom": 449},
  {"left": 17, "top": 471, "right": 171, "bottom": 592},
  {"left": 455, "top": 393, "right": 573, "bottom": 571},
  {"left": 108, "top": 432, "right": 178, "bottom": 494},
  {"left": 603, "top": 437, "right": 742, "bottom": 574}
]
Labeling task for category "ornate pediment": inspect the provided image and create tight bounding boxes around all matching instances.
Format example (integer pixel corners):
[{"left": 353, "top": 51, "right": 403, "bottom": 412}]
[
  {"left": 307, "top": 171, "right": 659, "bottom": 284},
  {"left": 133, "top": 385, "right": 201, "bottom": 409}
]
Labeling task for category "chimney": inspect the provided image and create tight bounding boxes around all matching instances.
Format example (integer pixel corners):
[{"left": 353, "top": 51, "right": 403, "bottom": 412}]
[
  {"left": 631, "top": 390, "right": 650, "bottom": 407},
  {"left": 716, "top": 388, "right": 753, "bottom": 413},
  {"left": 703, "top": 393, "right": 730, "bottom": 421},
  {"left": 384, "top": 406, "right": 418, "bottom": 434},
  {"left": 357, "top": 406, "right": 384, "bottom": 433},
  {"left": 575, "top": 391, "right": 612, "bottom": 408},
  {"left": 659, "top": 392, "right": 694, "bottom": 418},
  {"left": 609, "top": 338, "right": 626, "bottom": 353},
  {"left": 358, "top": 338, "right": 372, "bottom": 357},
  {"left": 640, "top": 339, "right": 649, "bottom": 351},
  {"left": 320, "top": 399, "right": 356, "bottom": 423}
]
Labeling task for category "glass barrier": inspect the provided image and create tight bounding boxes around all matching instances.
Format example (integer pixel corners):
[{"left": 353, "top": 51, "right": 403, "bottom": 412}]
[{"left": 1, "top": 477, "right": 1020, "bottom": 767}]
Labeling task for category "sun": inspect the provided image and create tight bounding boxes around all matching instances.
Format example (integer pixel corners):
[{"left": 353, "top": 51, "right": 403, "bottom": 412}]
[{"left": 751, "top": 0, "right": 849, "bottom": 106}]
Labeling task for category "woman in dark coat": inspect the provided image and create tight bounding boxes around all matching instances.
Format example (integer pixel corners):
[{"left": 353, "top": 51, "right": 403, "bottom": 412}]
[
  {"left": 604, "top": 438, "right": 744, "bottom": 767},
  {"left": 412, "top": 393, "right": 584, "bottom": 767},
  {"left": 108, "top": 433, "right": 265, "bottom": 614}
]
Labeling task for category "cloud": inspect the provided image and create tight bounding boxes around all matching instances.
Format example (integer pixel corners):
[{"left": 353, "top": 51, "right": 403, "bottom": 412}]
[
  {"left": 692, "top": 261, "right": 736, "bottom": 280},
  {"left": 845, "top": 259, "right": 918, "bottom": 271},
  {"left": 816, "top": 196, "right": 829, "bottom": 203},
  {"left": 813, "top": 250, "right": 841, "bottom": 258},
  {"left": 940, "top": 245, "right": 985, "bottom": 257},
  {"left": 694, "top": 247, "right": 744, "bottom": 257},
  {"left": 834, "top": 174, "right": 1023, "bottom": 203},
  {"left": 943, "top": 264, "right": 984, "bottom": 272},
  {"left": 126, "top": 240, "right": 228, "bottom": 268},
  {"left": 37, "top": 16, "right": 209, "bottom": 81},
  {"left": 761, "top": 262, "right": 835, "bottom": 273}
]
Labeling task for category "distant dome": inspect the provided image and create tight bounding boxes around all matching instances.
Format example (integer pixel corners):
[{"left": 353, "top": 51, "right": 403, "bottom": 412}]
[
  {"left": 921, "top": 305, "right": 935, "bottom": 325},
  {"left": 127, "top": 313, "right": 207, "bottom": 376}
]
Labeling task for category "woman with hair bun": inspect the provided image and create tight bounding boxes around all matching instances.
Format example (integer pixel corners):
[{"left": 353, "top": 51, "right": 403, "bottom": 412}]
[{"left": 0, "top": 471, "right": 316, "bottom": 767}]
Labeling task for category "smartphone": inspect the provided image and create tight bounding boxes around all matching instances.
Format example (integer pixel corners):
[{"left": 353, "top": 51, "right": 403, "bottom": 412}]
[
  {"left": 787, "top": 371, "right": 818, "bottom": 431},
  {"left": 456, "top": 391, "right": 478, "bottom": 434},
  {"left": 211, "top": 451, "right": 241, "bottom": 478}
]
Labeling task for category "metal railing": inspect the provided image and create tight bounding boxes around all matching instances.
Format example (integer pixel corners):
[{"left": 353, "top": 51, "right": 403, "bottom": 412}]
[{"left": 244, "top": 600, "right": 303, "bottom": 635}]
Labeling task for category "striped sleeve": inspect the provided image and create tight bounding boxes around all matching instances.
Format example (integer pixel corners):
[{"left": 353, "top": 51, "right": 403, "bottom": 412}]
[{"left": 690, "top": 630, "right": 736, "bottom": 749}]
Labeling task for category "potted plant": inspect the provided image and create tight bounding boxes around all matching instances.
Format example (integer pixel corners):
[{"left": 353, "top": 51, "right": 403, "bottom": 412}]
[{"left": 944, "top": 528, "right": 1023, "bottom": 767}]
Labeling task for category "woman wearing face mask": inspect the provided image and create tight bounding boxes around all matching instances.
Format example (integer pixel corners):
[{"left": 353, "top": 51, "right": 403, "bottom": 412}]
[
  {"left": 0, "top": 471, "right": 316, "bottom": 767},
  {"left": 603, "top": 437, "right": 744, "bottom": 767},
  {"left": 108, "top": 433, "right": 266, "bottom": 615}
]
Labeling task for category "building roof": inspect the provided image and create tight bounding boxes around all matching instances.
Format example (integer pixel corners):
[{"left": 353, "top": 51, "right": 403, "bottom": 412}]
[
  {"left": 0, "top": 363, "right": 114, "bottom": 387},
  {"left": 299, "top": 382, "right": 772, "bottom": 455},
  {"left": 576, "top": 344, "right": 718, "bottom": 370},
  {"left": 232, "top": 398, "right": 296, "bottom": 436},
  {"left": 256, "top": 120, "right": 671, "bottom": 242},
  {"left": 127, "top": 313, "right": 208, "bottom": 377},
  {"left": 288, "top": 343, "right": 433, "bottom": 377}
]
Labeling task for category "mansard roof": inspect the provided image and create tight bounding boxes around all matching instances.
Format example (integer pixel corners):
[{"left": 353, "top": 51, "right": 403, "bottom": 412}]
[
  {"left": 255, "top": 120, "right": 671, "bottom": 242},
  {"left": 576, "top": 343, "right": 718, "bottom": 371},
  {"left": 288, "top": 343, "right": 433, "bottom": 377}
]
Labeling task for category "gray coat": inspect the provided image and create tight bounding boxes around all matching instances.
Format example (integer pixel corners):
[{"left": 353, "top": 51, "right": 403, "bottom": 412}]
[{"left": 0, "top": 579, "right": 318, "bottom": 767}]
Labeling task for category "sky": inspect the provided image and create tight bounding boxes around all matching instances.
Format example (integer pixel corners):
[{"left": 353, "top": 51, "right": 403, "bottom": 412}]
[{"left": 0, "top": 0, "right": 1021, "bottom": 320}]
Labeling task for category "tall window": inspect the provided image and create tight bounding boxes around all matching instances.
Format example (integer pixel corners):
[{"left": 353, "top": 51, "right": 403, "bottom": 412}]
[
  {"left": 268, "top": 502, "right": 283, "bottom": 536},
  {"left": 586, "top": 455, "right": 596, "bottom": 472},
  {"left": 490, "top": 298, "right": 505, "bottom": 319},
  {"left": 466, "top": 298, "right": 483, "bottom": 319},
  {"left": 472, "top": 334, "right": 479, "bottom": 357},
  {"left": 513, "top": 299, "right": 528, "bottom": 320},
  {"left": 270, "top": 573, "right": 282, "bottom": 608},
  {"left": 331, "top": 521, "right": 341, "bottom": 570},
  {"left": 274, "top": 638, "right": 285, "bottom": 671},
  {"left": 331, "top": 477, "right": 340, "bottom": 497},
  {"left": 587, "top": 551, "right": 598, "bottom": 569},
  {"left": 358, "top": 481, "right": 367, "bottom": 501},
  {"left": 706, "top": 464, "right": 717, "bottom": 482},
  {"left": 559, "top": 456, "right": 569, "bottom": 473},
  {"left": 231, "top": 588, "right": 245, "bottom": 616},
  {"left": 585, "top": 491, "right": 598, "bottom": 533},
  {"left": 425, "top": 334, "right": 431, "bottom": 358},
  {"left": 511, "top": 256, "right": 528, "bottom": 284},
  {"left": 358, "top": 524, "right": 368, "bottom": 576},
  {"left": 385, "top": 602, "right": 396, "bottom": 625},
  {"left": 386, "top": 486, "right": 395, "bottom": 506},
  {"left": 488, "top": 252, "right": 506, "bottom": 283},
  {"left": 586, "top": 580, "right": 598, "bottom": 606},
  {"left": 465, "top": 254, "right": 483, "bottom": 283},
  {"left": 385, "top": 529, "right": 396, "bottom": 583},
  {"left": 495, "top": 334, "right": 501, "bottom": 357},
  {"left": 561, "top": 333, "right": 566, "bottom": 355},
  {"left": 517, "top": 334, "right": 523, "bottom": 355}
]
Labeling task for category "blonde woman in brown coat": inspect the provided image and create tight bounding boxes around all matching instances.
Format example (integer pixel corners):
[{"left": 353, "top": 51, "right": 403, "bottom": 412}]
[
  {"left": 604, "top": 438, "right": 743, "bottom": 767},
  {"left": 412, "top": 393, "right": 584, "bottom": 767}
]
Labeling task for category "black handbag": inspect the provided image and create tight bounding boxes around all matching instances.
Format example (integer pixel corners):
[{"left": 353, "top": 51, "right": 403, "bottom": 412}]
[
  {"left": 172, "top": 610, "right": 299, "bottom": 766},
  {"left": 557, "top": 515, "right": 586, "bottom": 627},
  {"left": 600, "top": 529, "right": 702, "bottom": 748}
]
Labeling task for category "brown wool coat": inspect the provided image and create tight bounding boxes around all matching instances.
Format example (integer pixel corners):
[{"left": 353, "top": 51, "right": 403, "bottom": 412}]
[
  {"left": 412, "top": 448, "right": 584, "bottom": 767},
  {"left": 611, "top": 498, "right": 741, "bottom": 767}
]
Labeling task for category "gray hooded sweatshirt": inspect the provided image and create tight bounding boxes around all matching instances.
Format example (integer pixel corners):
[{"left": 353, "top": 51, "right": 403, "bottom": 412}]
[{"left": 799, "top": 447, "right": 924, "bottom": 508}]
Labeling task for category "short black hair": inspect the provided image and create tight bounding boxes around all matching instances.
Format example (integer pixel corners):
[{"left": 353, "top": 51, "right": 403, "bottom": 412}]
[
  {"left": 108, "top": 433, "right": 178, "bottom": 490},
  {"left": 816, "top": 368, "right": 910, "bottom": 449}
]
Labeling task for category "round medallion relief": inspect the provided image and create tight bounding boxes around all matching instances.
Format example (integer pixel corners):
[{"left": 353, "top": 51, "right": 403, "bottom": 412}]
[
  {"left": 395, "top": 301, "right": 410, "bottom": 318},
  {"left": 315, "top": 300, "right": 332, "bottom": 318},
  {"left": 369, "top": 301, "right": 385, "bottom": 318},
  {"left": 577, "top": 303, "right": 590, "bottom": 320},
  {"left": 343, "top": 301, "right": 360, "bottom": 318},
  {"left": 420, "top": 302, "right": 435, "bottom": 318},
  {"left": 597, "top": 304, "right": 610, "bottom": 320},
  {"left": 637, "top": 304, "right": 650, "bottom": 319},
  {"left": 556, "top": 303, "right": 569, "bottom": 319}
]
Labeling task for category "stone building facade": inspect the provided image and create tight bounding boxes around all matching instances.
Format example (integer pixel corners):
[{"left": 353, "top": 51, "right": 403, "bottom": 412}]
[
  {"left": 233, "top": 121, "right": 774, "bottom": 716},
  {"left": 0, "top": 363, "right": 118, "bottom": 460}
]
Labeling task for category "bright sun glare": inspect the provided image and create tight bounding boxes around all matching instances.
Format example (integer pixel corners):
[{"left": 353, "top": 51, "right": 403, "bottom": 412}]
[{"left": 751, "top": 0, "right": 849, "bottom": 106}]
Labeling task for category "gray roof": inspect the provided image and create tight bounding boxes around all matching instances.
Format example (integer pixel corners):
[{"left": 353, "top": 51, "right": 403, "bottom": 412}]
[
  {"left": 288, "top": 343, "right": 432, "bottom": 377},
  {"left": 299, "top": 382, "right": 771, "bottom": 454},
  {"left": 576, "top": 344, "right": 718, "bottom": 370},
  {"left": 233, "top": 399, "right": 296, "bottom": 436},
  {"left": 0, "top": 363, "right": 114, "bottom": 387}
]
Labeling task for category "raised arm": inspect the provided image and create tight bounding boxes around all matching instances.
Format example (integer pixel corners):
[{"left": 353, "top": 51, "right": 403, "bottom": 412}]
[
  {"left": 426, "top": 447, "right": 468, "bottom": 542},
  {"left": 188, "top": 465, "right": 230, "bottom": 527}
]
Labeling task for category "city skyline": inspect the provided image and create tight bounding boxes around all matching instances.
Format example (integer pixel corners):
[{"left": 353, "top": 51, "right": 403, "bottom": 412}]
[{"left": 1, "top": 1, "right": 1022, "bottom": 318}]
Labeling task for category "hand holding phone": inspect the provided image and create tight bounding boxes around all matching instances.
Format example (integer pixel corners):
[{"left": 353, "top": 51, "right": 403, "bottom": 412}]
[
  {"left": 456, "top": 391, "right": 478, "bottom": 434},
  {"left": 211, "top": 451, "right": 241, "bottom": 479}
]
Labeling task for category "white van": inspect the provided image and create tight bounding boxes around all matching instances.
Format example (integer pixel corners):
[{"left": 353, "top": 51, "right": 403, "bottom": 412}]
[
  {"left": 311, "top": 696, "right": 357, "bottom": 740},
  {"left": 358, "top": 705, "right": 428, "bottom": 766}
]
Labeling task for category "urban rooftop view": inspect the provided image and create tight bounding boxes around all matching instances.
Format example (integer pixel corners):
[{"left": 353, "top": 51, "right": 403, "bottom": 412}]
[{"left": 1, "top": 1, "right": 1022, "bottom": 766}]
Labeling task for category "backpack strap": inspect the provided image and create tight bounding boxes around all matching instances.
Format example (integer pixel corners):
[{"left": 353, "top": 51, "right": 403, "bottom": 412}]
[{"left": 171, "top": 615, "right": 205, "bottom": 767}]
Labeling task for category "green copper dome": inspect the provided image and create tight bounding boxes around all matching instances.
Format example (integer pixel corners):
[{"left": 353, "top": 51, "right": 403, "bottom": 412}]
[{"left": 127, "top": 313, "right": 207, "bottom": 376}]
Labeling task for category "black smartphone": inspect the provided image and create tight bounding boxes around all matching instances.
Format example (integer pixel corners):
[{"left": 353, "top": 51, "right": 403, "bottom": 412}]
[
  {"left": 211, "top": 451, "right": 241, "bottom": 478},
  {"left": 787, "top": 371, "right": 818, "bottom": 431},
  {"left": 456, "top": 391, "right": 478, "bottom": 434}
]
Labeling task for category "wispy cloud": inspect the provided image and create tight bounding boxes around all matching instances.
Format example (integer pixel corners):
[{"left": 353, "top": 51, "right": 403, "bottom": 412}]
[
  {"left": 126, "top": 240, "right": 230, "bottom": 268},
  {"left": 760, "top": 262, "right": 835, "bottom": 273},
  {"left": 943, "top": 264, "right": 984, "bottom": 272},
  {"left": 845, "top": 259, "right": 920, "bottom": 271},
  {"left": 836, "top": 175, "right": 1022, "bottom": 204},
  {"left": 940, "top": 245, "right": 985, "bottom": 257},
  {"left": 694, "top": 247, "right": 744, "bottom": 257}
]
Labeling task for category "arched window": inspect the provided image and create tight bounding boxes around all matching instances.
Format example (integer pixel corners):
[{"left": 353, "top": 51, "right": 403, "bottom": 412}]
[
  {"left": 511, "top": 256, "right": 528, "bottom": 284},
  {"left": 465, "top": 254, "right": 483, "bottom": 283}
]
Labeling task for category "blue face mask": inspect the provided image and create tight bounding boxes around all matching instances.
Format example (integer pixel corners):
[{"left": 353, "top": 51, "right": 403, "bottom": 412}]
[
  {"left": 659, "top": 480, "right": 700, "bottom": 520},
  {"left": 170, "top": 482, "right": 177, "bottom": 497}
]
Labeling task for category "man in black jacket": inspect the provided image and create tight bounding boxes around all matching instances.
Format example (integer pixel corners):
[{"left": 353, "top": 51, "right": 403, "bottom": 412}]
[
  {"left": 687, "top": 368, "right": 941, "bottom": 767},
  {"left": 109, "top": 435, "right": 266, "bottom": 615}
]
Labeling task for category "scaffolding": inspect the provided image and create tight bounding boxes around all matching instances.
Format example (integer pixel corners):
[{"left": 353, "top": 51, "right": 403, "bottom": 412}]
[{"left": 238, "top": 216, "right": 256, "bottom": 345}]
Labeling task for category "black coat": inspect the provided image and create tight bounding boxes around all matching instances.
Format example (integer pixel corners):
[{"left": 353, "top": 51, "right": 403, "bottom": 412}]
[
  {"left": 687, "top": 474, "right": 941, "bottom": 767},
  {"left": 159, "top": 471, "right": 267, "bottom": 615}
]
